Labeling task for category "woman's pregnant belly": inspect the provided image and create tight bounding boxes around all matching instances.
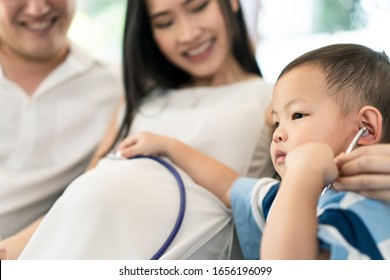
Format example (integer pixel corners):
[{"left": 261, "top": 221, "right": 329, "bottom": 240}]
[{"left": 20, "top": 157, "right": 232, "bottom": 259}]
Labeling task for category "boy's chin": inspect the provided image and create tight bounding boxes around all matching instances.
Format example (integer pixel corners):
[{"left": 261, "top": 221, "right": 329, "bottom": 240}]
[{"left": 275, "top": 167, "right": 285, "bottom": 180}]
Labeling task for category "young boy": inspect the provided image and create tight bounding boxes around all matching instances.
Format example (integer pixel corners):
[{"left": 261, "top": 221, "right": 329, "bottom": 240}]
[{"left": 116, "top": 43, "right": 390, "bottom": 260}]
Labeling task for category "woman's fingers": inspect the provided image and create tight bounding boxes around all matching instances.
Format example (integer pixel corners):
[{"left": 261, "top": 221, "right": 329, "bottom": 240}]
[
  {"left": 336, "top": 144, "right": 390, "bottom": 166},
  {"left": 338, "top": 155, "right": 390, "bottom": 176},
  {"left": 333, "top": 145, "right": 390, "bottom": 202},
  {"left": 356, "top": 190, "right": 390, "bottom": 202},
  {"left": 333, "top": 174, "right": 390, "bottom": 192},
  {"left": 117, "top": 136, "right": 138, "bottom": 150}
]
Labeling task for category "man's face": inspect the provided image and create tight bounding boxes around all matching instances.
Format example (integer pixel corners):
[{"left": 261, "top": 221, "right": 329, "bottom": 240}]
[{"left": 0, "top": 0, "right": 75, "bottom": 61}]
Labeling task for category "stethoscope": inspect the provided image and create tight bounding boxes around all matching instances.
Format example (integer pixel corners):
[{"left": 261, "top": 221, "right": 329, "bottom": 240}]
[
  {"left": 107, "top": 152, "right": 186, "bottom": 260},
  {"left": 321, "top": 126, "right": 367, "bottom": 195}
]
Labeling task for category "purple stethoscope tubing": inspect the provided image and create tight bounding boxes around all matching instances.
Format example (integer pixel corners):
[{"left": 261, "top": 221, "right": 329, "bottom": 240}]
[{"left": 131, "top": 155, "right": 186, "bottom": 260}]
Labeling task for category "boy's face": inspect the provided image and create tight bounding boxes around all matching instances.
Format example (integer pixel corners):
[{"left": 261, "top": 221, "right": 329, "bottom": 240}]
[
  {"left": 270, "top": 65, "right": 357, "bottom": 178},
  {"left": 0, "top": 0, "right": 75, "bottom": 61}
]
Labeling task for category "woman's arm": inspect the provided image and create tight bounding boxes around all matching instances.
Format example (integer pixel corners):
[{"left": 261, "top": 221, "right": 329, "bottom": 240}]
[
  {"left": 334, "top": 144, "right": 390, "bottom": 201},
  {"left": 117, "top": 132, "right": 239, "bottom": 207},
  {"left": 261, "top": 143, "right": 338, "bottom": 259}
]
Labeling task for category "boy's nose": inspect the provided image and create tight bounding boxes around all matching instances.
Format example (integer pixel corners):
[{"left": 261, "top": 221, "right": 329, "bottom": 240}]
[{"left": 273, "top": 128, "right": 288, "bottom": 143}]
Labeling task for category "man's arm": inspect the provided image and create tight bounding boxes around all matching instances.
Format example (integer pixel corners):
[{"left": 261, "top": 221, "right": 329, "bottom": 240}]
[
  {"left": 0, "top": 102, "right": 124, "bottom": 259},
  {"left": 0, "top": 216, "right": 44, "bottom": 259},
  {"left": 87, "top": 101, "right": 123, "bottom": 170}
]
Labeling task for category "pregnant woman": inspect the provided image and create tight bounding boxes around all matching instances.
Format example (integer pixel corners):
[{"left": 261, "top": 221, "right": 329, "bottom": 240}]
[{"left": 19, "top": 0, "right": 275, "bottom": 259}]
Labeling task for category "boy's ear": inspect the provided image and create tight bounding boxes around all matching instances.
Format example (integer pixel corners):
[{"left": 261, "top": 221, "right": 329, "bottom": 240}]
[
  {"left": 357, "top": 106, "right": 383, "bottom": 145},
  {"left": 230, "top": 0, "right": 240, "bottom": 13}
]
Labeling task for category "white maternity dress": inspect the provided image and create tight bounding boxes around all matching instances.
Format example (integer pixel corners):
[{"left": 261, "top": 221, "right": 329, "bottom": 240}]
[{"left": 20, "top": 78, "right": 274, "bottom": 259}]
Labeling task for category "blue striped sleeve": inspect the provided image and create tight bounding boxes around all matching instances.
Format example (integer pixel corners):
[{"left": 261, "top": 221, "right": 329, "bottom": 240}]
[
  {"left": 317, "top": 191, "right": 390, "bottom": 259},
  {"left": 230, "top": 177, "right": 280, "bottom": 260},
  {"left": 231, "top": 177, "right": 261, "bottom": 260}
]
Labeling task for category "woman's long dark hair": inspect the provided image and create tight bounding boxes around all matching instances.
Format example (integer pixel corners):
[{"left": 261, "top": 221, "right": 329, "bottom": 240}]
[{"left": 111, "top": 0, "right": 262, "bottom": 150}]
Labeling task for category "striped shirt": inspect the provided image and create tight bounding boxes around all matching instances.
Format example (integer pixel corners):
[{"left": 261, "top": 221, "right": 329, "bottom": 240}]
[{"left": 231, "top": 177, "right": 390, "bottom": 260}]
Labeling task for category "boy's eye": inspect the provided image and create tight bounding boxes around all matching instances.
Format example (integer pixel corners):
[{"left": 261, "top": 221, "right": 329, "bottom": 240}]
[
  {"left": 292, "top": 113, "right": 305, "bottom": 120},
  {"left": 272, "top": 122, "right": 279, "bottom": 131}
]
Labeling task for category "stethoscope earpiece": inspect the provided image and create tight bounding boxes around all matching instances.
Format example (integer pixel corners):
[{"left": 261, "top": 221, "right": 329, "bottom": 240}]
[
  {"left": 321, "top": 126, "right": 368, "bottom": 195},
  {"left": 362, "top": 127, "right": 369, "bottom": 137}
]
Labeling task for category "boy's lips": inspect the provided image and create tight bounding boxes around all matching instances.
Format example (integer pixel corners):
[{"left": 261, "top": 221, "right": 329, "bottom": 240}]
[{"left": 274, "top": 150, "right": 286, "bottom": 164}]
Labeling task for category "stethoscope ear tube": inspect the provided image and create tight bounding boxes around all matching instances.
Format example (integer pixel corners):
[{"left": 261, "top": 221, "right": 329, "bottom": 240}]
[
  {"left": 131, "top": 155, "right": 186, "bottom": 260},
  {"left": 321, "top": 127, "right": 367, "bottom": 195}
]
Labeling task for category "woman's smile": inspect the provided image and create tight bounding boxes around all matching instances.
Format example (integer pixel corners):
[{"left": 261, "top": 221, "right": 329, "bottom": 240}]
[{"left": 184, "top": 37, "right": 216, "bottom": 62}]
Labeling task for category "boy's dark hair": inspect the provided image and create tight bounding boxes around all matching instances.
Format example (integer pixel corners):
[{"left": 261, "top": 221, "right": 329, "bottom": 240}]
[{"left": 278, "top": 43, "right": 390, "bottom": 143}]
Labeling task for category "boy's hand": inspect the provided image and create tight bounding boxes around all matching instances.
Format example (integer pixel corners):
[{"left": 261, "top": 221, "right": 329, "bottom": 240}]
[
  {"left": 285, "top": 143, "right": 339, "bottom": 186},
  {"left": 116, "top": 132, "right": 173, "bottom": 158}
]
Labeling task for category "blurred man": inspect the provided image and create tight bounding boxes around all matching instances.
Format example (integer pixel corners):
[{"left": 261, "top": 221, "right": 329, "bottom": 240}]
[{"left": 0, "top": 0, "right": 122, "bottom": 258}]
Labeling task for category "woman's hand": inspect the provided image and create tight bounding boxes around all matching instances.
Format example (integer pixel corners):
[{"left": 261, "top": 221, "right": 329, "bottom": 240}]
[
  {"left": 116, "top": 132, "right": 174, "bottom": 158},
  {"left": 334, "top": 144, "right": 390, "bottom": 201}
]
